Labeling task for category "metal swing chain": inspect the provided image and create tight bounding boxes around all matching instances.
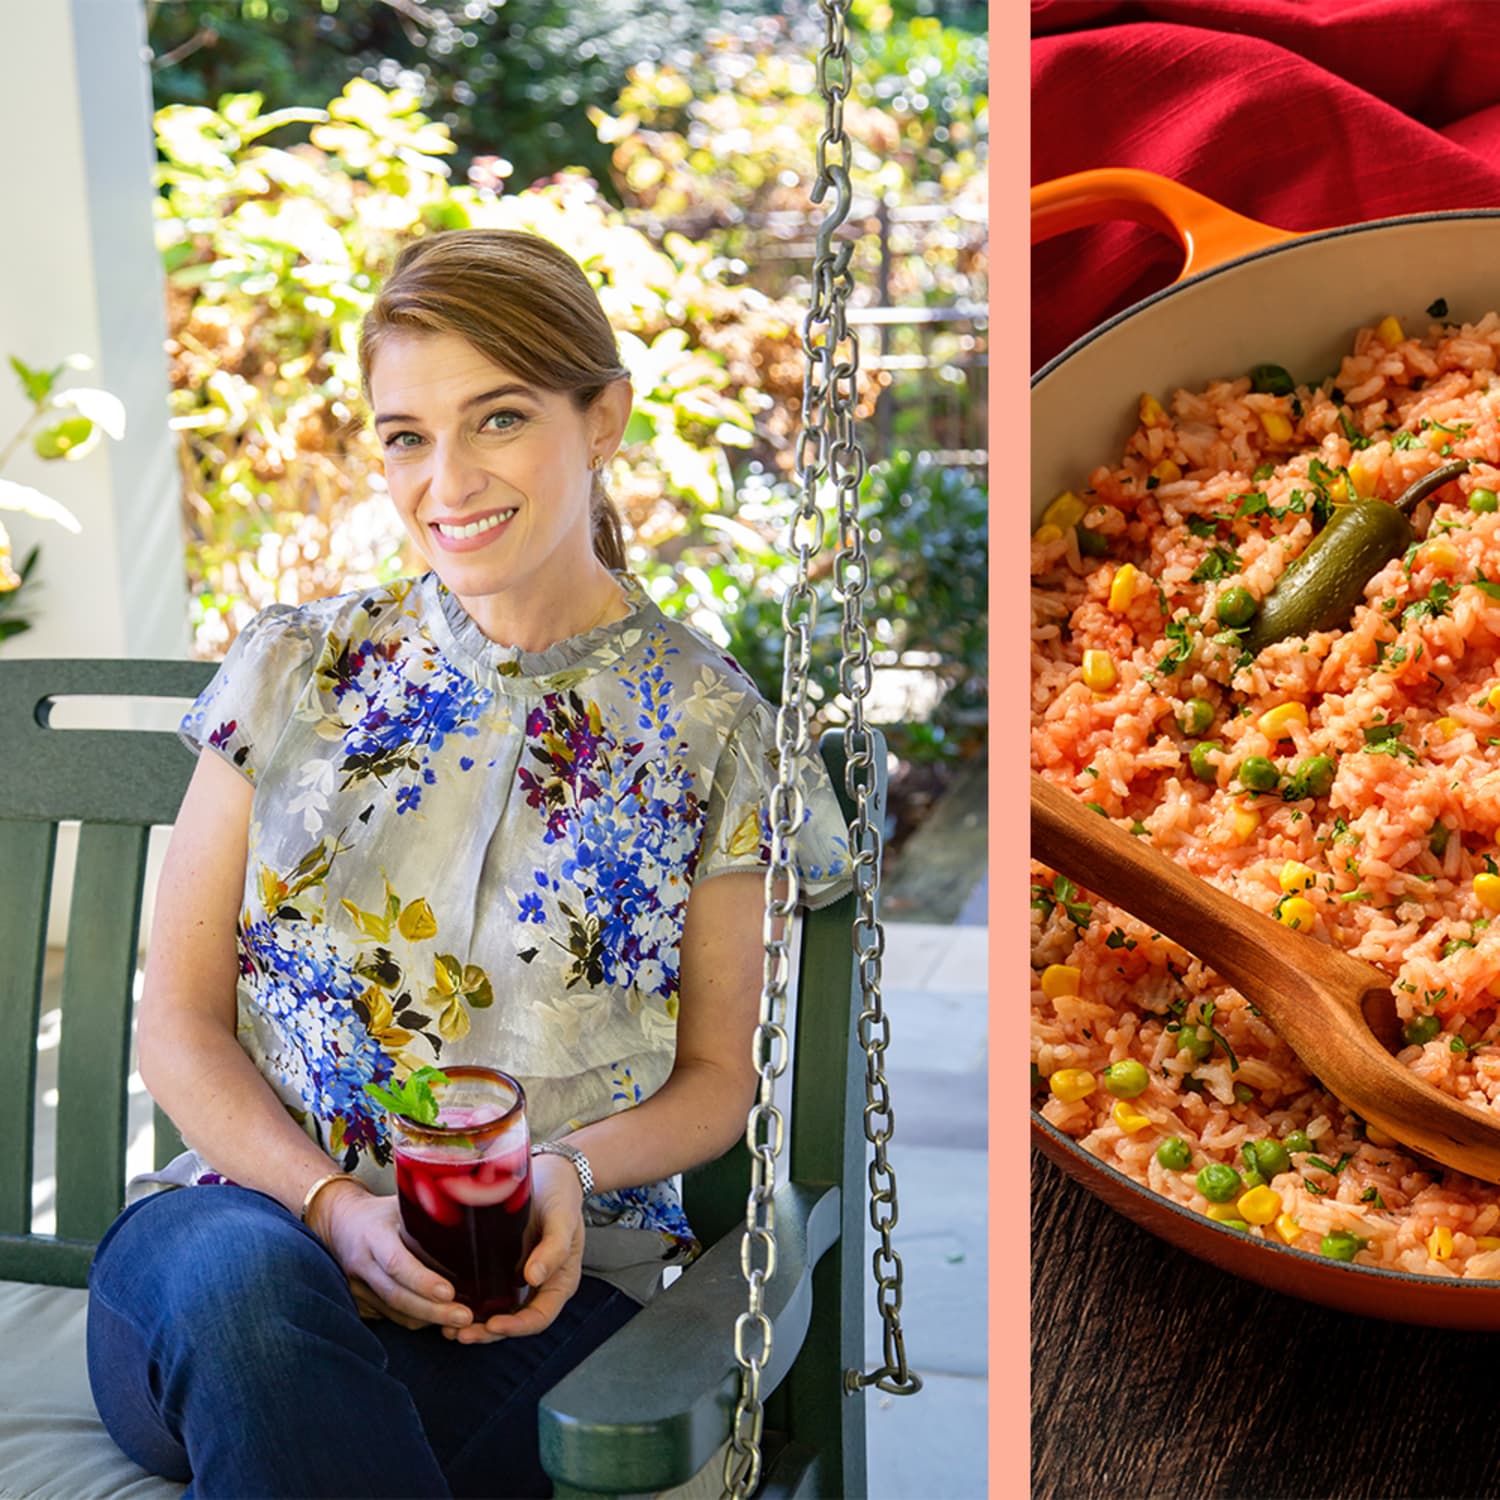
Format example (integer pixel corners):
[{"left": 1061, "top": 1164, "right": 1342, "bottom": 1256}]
[{"left": 725, "top": 3, "right": 917, "bottom": 1495}]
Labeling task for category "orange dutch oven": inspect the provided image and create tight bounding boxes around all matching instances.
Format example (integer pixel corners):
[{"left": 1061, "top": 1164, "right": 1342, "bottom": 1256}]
[{"left": 1031, "top": 167, "right": 1500, "bottom": 1328}]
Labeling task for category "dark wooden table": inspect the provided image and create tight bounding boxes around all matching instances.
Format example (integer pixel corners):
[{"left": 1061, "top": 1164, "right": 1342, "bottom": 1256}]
[{"left": 1033, "top": 1147, "right": 1500, "bottom": 1499}]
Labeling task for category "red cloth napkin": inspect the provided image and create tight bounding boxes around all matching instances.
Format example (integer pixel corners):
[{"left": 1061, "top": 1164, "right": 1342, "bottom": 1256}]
[{"left": 1032, "top": 0, "right": 1500, "bottom": 372}]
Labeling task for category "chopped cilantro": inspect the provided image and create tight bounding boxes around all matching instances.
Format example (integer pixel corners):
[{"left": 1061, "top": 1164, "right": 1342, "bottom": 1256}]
[
  {"left": 1252, "top": 462, "right": 1276, "bottom": 482},
  {"left": 1186, "top": 516, "right": 1220, "bottom": 539},
  {"left": 1401, "top": 579, "right": 1457, "bottom": 629},
  {"left": 1233, "top": 491, "right": 1271, "bottom": 519},
  {"left": 1392, "top": 430, "right": 1419, "bottom": 450},
  {"left": 1475, "top": 568, "right": 1500, "bottom": 601},
  {"left": 1338, "top": 409, "right": 1372, "bottom": 450},
  {"left": 1428, "top": 297, "right": 1449, "bottom": 318},
  {"left": 1156, "top": 618, "right": 1195, "bottom": 675},
  {"left": 1030, "top": 874, "right": 1093, "bottom": 933},
  {"left": 1106, "top": 927, "right": 1137, "bottom": 951},
  {"left": 1190, "top": 544, "right": 1243, "bottom": 583},
  {"left": 1196, "top": 1000, "right": 1239, "bottom": 1073}
]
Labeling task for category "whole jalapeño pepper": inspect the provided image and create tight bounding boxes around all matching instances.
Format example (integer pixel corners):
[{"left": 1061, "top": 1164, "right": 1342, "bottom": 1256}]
[{"left": 1242, "top": 460, "right": 1470, "bottom": 654}]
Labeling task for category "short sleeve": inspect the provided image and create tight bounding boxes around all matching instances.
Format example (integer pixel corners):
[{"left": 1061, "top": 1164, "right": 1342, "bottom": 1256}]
[
  {"left": 695, "top": 699, "right": 855, "bottom": 911},
  {"left": 177, "top": 604, "right": 322, "bottom": 784}
]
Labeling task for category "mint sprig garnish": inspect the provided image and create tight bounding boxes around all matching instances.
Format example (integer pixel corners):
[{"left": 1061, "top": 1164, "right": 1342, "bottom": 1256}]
[{"left": 364, "top": 1066, "right": 449, "bottom": 1126}]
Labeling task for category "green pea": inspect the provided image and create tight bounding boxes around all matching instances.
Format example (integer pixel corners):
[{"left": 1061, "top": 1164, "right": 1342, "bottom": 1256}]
[
  {"left": 1403, "top": 1014, "right": 1441, "bottom": 1046},
  {"left": 1250, "top": 363, "right": 1295, "bottom": 397},
  {"left": 1188, "top": 741, "right": 1223, "bottom": 783},
  {"left": 1216, "top": 586, "right": 1258, "bottom": 629},
  {"left": 1283, "top": 1130, "right": 1312, "bottom": 1154},
  {"left": 1250, "top": 1139, "right": 1291, "bottom": 1177},
  {"left": 1320, "top": 1230, "right": 1365, "bottom": 1262},
  {"left": 1196, "top": 1163, "right": 1244, "bottom": 1203},
  {"left": 1102, "top": 1059, "right": 1150, "bottom": 1098},
  {"left": 1470, "top": 488, "right": 1499, "bottom": 514},
  {"left": 1290, "top": 755, "right": 1336, "bottom": 799},
  {"left": 1238, "top": 756, "right": 1280, "bottom": 793},
  {"left": 1179, "top": 697, "right": 1215, "bottom": 736},
  {"left": 1156, "top": 1136, "right": 1192, "bottom": 1171},
  {"left": 1176, "top": 1025, "right": 1213, "bottom": 1063},
  {"left": 1233, "top": 1081, "right": 1257, "bottom": 1104},
  {"left": 1429, "top": 821, "right": 1451, "bottom": 858},
  {"left": 1076, "top": 525, "right": 1111, "bottom": 556}
]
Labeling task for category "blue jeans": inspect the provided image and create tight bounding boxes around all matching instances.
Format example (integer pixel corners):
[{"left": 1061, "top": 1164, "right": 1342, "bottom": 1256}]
[{"left": 85, "top": 1185, "right": 639, "bottom": 1498}]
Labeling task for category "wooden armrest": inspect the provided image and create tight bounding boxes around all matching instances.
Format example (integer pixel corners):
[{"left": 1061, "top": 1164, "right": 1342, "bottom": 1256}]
[{"left": 539, "top": 1180, "right": 842, "bottom": 1496}]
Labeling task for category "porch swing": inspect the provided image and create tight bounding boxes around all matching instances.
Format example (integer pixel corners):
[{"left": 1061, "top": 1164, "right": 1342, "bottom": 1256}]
[
  {"left": 536, "top": 3, "right": 922, "bottom": 1494},
  {"left": 0, "top": 2, "right": 918, "bottom": 1495}
]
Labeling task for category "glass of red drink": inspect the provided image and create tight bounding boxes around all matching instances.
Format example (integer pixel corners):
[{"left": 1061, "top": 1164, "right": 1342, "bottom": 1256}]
[{"left": 386, "top": 1066, "right": 537, "bottom": 1319}]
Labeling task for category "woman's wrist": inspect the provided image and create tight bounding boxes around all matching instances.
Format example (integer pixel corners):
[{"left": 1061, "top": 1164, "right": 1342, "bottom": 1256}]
[{"left": 302, "top": 1171, "right": 369, "bottom": 1247}]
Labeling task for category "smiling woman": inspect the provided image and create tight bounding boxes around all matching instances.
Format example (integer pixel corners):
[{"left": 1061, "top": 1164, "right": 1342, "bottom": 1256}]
[
  {"left": 362, "top": 231, "right": 635, "bottom": 653},
  {"left": 83, "top": 227, "right": 857, "bottom": 1498}
]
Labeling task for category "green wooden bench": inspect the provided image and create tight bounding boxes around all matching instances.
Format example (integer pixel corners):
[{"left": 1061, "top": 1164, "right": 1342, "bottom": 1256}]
[{"left": 0, "top": 657, "right": 883, "bottom": 1499}]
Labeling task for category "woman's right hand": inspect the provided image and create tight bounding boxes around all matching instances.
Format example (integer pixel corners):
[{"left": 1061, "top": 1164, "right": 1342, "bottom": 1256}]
[{"left": 310, "top": 1183, "right": 474, "bottom": 1333}]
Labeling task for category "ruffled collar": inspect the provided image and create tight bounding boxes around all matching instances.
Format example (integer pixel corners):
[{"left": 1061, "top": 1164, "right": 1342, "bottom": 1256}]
[{"left": 419, "top": 567, "right": 653, "bottom": 693}]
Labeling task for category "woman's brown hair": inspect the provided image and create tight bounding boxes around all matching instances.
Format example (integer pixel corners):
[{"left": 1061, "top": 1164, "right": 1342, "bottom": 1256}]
[{"left": 358, "top": 229, "right": 630, "bottom": 572}]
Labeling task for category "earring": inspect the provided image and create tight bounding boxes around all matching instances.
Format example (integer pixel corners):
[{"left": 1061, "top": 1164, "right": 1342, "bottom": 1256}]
[{"left": 589, "top": 456, "right": 604, "bottom": 472}]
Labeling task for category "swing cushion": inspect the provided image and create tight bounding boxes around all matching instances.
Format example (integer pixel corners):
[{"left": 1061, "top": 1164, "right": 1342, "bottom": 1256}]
[{"left": 0, "top": 1279, "right": 184, "bottom": 1499}]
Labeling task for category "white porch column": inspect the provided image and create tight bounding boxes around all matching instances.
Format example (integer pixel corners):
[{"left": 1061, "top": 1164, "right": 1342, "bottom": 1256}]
[
  {"left": 1, "top": 0, "right": 187, "bottom": 659},
  {"left": 1, "top": 0, "right": 191, "bottom": 945}
]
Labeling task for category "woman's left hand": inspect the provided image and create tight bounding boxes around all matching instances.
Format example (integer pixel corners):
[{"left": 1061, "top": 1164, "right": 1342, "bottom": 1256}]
[{"left": 445, "top": 1151, "right": 586, "bottom": 1344}]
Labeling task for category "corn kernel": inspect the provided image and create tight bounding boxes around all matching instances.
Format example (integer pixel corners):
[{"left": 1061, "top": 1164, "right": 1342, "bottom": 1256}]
[
  {"left": 1259, "top": 410, "right": 1294, "bottom": 444},
  {"left": 1033, "top": 523, "right": 1063, "bottom": 545},
  {"left": 1477, "top": 1237, "right": 1500, "bottom": 1252},
  {"left": 1487, "top": 687, "right": 1500, "bottom": 713},
  {"left": 1231, "top": 804, "right": 1261, "bottom": 842},
  {"left": 1475, "top": 873, "right": 1500, "bottom": 911},
  {"left": 1049, "top": 1068, "right": 1095, "bottom": 1103},
  {"left": 1365, "top": 1124, "right": 1395, "bottom": 1147},
  {"left": 1327, "top": 474, "right": 1350, "bottom": 504},
  {"left": 1377, "top": 314, "right": 1405, "bottom": 346},
  {"left": 1081, "top": 650, "right": 1117, "bottom": 692},
  {"left": 1425, "top": 541, "right": 1460, "bottom": 570},
  {"left": 1043, "top": 491, "right": 1088, "bottom": 530},
  {"left": 1139, "top": 392, "right": 1168, "bottom": 428},
  {"left": 1150, "top": 458, "right": 1182, "bottom": 484},
  {"left": 1259, "top": 701, "right": 1309, "bottom": 738},
  {"left": 1237, "top": 1185, "right": 1282, "bottom": 1226},
  {"left": 1428, "top": 1224, "right": 1455, "bottom": 1260},
  {"left": 1041, "top": 964, "right": 1081, "bottom": 999},
  {"left": 1348, "top": 457, "right": 1378, "bottom": 497},
  {"left": 1280, "top": 861, "right": 1317, "bottom": 893},
  {"left": 1112, "top": 1100, "right": 1152, "bottom": 1134},
  {"left": 1206, "top": 1204, "right": 1243, "bottom": 1223},
  {"left": 1108, "top": 563, "right": 1139, "bottom": 613},
  {"left": 1275, "top": 1212, "right": 1302, "bottom": 1244},
  {"left": 1278, "top": 896, "right": 1317, "bottom": 931},
  {"left": 1435, "top": 716, "right": 1461, "bottom": 739}
]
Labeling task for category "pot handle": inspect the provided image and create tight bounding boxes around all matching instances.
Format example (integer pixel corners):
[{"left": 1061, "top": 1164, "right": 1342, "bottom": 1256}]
[{"left": 1031, "top": 167, "right": 1300, "bottom": 280}]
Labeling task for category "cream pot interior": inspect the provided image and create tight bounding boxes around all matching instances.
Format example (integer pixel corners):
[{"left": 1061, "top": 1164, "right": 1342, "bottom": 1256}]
[{"left": 1031, "top": 211, "right": 1500, "bottom": 523}]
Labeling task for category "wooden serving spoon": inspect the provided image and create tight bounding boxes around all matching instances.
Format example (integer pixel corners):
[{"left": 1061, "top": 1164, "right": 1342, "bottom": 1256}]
[{"left": 1032, "top": 772, "right": 1500, "bottom": 1185}]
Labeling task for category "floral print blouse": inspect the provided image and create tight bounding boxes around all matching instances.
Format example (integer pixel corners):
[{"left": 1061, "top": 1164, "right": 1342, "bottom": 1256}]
[{"left": 129, "top": 567, "right": 853, "bottom": 1303}]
